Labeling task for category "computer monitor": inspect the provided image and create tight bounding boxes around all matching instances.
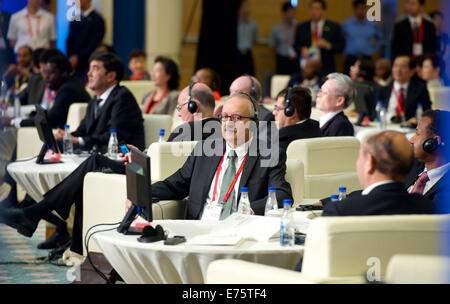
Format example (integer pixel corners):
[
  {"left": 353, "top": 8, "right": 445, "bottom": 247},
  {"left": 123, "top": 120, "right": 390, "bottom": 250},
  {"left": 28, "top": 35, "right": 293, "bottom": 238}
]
[
  {"left": 117, "top": 147, "right": 153, "bottom": 234},
  {"left": 34, "top": 104, "right": 62, "bottom": 164}
]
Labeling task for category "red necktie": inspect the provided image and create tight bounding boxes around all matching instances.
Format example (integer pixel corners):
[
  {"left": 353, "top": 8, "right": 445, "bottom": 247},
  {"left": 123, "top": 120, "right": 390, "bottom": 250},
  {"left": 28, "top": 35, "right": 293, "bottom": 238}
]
[
  {"left": 396, "top": 87, "right": 405, "bottom": 117},
  {"left": 411, "top": 172, "right": 429, "bottom": 195},
  {"left": 314, "top": 23, "right": 319, "bottom": 44}
]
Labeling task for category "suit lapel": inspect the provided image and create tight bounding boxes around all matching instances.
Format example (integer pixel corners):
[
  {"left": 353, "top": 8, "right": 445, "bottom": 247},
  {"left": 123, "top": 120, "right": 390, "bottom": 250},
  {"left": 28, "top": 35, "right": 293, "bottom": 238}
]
[
  {"left": 199, "top": 140, "right": 226, "bottom": 207},
  {"left": 237, "top": 139, "right": 259, "bottom": 199}
]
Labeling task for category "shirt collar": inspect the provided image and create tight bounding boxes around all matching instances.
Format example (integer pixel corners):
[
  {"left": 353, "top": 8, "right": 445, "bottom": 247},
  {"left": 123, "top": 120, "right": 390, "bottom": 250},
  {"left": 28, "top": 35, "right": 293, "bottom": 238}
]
[
  {"left": 408, "top": 15, "right": 422, "bottom": 25},
  {"left": 23, "top": 8, "right": 44, "bottom": 17},
  {"left": 424, "top": 162, "right": 450, "bottom": 185},
  {"left": 97, "top": 84, "right": 117, "bottom": 102},
  {"left": 319, "top": 110, "right": 342, "bottom": 128},
  {"left": 82, "top": 7, "right": 95, "bottom": 17},
  {"left": 394, "top": 81, "right": 409, "bottom": 92},
  {"left": 296, "top": 119, "right": 308, "bottom": 125},
  {"left": 362, "top": 180, "right": 396, "bottom": 195},
  {"left": 226, "top": 135, "right": 253, "bottom": 160}
]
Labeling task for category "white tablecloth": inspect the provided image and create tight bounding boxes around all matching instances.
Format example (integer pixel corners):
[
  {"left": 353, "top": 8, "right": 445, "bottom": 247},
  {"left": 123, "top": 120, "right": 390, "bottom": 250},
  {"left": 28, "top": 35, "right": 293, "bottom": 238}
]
[
  {"left": 93, "top": 219, "right": 304, "bottom": 284},
  {"left": 7, "top": 155, "right": 88, "bottom": 202}
]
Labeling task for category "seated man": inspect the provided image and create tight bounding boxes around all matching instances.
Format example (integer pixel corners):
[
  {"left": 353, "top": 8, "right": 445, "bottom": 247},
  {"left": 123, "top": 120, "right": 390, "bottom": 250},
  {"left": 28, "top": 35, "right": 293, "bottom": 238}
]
[
  {"left": 322, "top": 131, "right": 433, "bottom": 216},
  {"left": 272, "top": 87, "right": 322, "bottom": 151},
  {"left": 0, "top": 87, "right": 260, "bottom": 255},
  {"left": 3, "top": 45, "right": 32, "bottom": 95},
  {"left": 54, "top": 52, "right": 145, "bottom": 152},
  {"left": 375, "top": 55, "right": 431, "bottom": 124},
  {"left": 316, "top": 73, "right": 355, "bottom": 137},
  {"left": 407, "top": 109, "right": 450, "bottom": 213},
  {"left": 169, "top": 82, "right": 222, "bottom": 142}
]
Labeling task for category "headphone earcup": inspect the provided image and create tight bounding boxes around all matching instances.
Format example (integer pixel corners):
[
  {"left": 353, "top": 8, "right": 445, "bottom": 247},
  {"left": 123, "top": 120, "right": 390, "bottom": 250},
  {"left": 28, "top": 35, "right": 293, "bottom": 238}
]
[
  {"left": 423, "top": 138, "right": 438, "bottom": 153},
  {"left": 188, "top": 100, "right": 197, "bottom": 114},
  {"left": 284, "top": 105, "right": 295, "bottom": 117}
]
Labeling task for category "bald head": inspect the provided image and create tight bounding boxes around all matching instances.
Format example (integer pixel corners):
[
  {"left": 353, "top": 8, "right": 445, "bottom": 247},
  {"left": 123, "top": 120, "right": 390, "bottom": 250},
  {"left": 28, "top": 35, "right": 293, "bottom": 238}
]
[
  {"left": 229, "top": 76, "right": 262, "bottom": 103},
  {"left": 363, "top": 131, "right": 414, "bottom": 182}
]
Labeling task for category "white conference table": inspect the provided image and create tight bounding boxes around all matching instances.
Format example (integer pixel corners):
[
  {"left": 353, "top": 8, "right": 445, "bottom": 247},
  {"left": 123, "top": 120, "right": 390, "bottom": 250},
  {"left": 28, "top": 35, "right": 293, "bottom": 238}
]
[
  {"left": 93, "top": 219, "right": 304, "bottom": 284},
  {"left": 7, "top": 154, "right": 89, "bottom": 202}
]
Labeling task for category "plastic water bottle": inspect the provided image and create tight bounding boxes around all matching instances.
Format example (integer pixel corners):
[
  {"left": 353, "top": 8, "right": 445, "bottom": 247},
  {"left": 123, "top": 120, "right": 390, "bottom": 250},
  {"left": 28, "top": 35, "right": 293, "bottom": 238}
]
[
  {"left": 158, "top": 129, "right": 166, "bottom": 143},
  {"left": 237, "top": 187, "right": 252, "bottom": 215},
  {"left": 0, "top": 80, "right": 7, "bottom": 116},
  {"left": 338, "top": 187, "right": 347, "bottom": 201},
  {"left": 63, "top": 124, "right": 73, "bottom": 155},
  {"left": 108, "top": 129, "right": 119, "bottom": 158},
  {"left": 380, "top": 106, "right": 387, "bottom": 130},
  {"left": 375, "top": 100, "right": 382, "bottom": 122},
  {"left": 264, "top": 187, "right": 279, "bottom": 216},
  {"left": 13, "top": 94, "right": 21, "bottom": 119},
  {"left": 331, "top": 195, "right": 339, "bottom": 202},
  {"left": 280, "top": 199, "right": 295, "bottom": 247},
  {"left": 416, "top": 103, "right": 423, "bottom": 124}
]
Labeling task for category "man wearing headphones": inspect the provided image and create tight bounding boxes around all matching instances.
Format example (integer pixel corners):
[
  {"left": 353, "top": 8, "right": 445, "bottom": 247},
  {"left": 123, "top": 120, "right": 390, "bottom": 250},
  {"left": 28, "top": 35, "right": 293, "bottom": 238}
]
[
  {"left": 407, "top": 109, "right": 450, "bottom": 211},
  {"left": 272, "top": 87, "right": 322, "bottom": 151}
]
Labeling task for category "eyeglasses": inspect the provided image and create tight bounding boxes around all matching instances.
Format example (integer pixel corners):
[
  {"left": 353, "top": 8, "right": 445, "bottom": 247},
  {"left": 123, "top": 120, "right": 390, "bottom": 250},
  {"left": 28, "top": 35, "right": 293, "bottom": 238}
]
[
  {"left": 176, "top": 102, "right": 189, "bottom": 112},
  {"left": 218, "top": 114, "right": 253, "bottom": 122},
  {"left": 273, "top": 105, "right": 286, "bottom": 112}
]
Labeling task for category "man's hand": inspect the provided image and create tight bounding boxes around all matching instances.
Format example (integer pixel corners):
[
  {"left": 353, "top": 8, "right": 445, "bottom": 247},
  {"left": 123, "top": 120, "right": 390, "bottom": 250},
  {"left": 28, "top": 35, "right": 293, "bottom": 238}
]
[
  {"left": 301, "top": 47, "right": 310, "bottom": 58},
  {"left": 119, "top": 144, "right": 138, "bottom": 165},
  {"left": 312, "top": 201, "right": 323, "bottom": 207},
  {"left": 54, "top": 128, "right": 65, "bottom": 141},
  {"left": 3, "top": 64, "right": 18, "bottom": 77},
  {"left": 125, "top": 199, "right": 132, "bottom": 213},
  {"left": 316, "top": 38, "right": 331, "bottom": 50}
]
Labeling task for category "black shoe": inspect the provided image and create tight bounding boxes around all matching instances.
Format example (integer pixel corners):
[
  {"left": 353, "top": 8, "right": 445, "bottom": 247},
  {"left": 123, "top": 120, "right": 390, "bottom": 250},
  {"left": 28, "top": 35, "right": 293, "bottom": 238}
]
[
  {"left": 0, "top": 206, "right": 39, "bottom": 237},
  {"left": 37, "top": 231, "right": 71, "bottom": 250}
]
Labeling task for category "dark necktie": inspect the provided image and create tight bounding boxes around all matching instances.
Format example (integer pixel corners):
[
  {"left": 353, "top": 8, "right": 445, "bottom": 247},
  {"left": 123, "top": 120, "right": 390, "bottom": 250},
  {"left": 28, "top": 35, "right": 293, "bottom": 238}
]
[
  {"left": 219, "top": 150, "right": 237, "bottom": 220},
  {"left": 411, "top": 172, "right": 430, "bottom": 195},
  {"left": 396, "top": 87, "right": 405, "bottom": 117},
  {"left": 94, "top": 98, "right": 102, "bottom": 119}
]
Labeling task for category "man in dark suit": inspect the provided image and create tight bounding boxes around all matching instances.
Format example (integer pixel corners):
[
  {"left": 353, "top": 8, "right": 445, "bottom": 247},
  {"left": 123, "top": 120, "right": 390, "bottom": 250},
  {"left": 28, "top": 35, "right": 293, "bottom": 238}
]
[
  {"left": 272, "top": 87, "right": 322, "bottom": 151},
  {"left": 316, "top": 73, "right": 355, "bottom": 137},
  {"left": 168, "top": 83, "right": 221, "bottom": 142},
  {"left": 375, "top": 55, "right": 431, "bottom": 123},
  {"left": 66, "top": 0, "right": 105, "bottom": 83},
  {"left": 293, "top": 0, "right": 344, "bottom": 77},
  {"left": 391, "top": 0, "right": 436, "bottom": 60},
  {"left": 406, "top": 110, "right": 450, "bottom": 213},
  {"left": 322, "top": 131, "right": 432, "bottom": 216},
  {"left": 54, "top": 52, "right": 145, "bottom": 152},
  {"left": 0, "top": 92, "right": 293, "bottom": 254},
  {"left": 0, "top": 0, "right": 14, "bottom": 77}
]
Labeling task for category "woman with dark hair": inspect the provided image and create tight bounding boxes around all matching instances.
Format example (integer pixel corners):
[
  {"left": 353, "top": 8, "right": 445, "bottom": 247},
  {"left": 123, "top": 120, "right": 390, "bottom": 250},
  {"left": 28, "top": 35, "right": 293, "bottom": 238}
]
[{"left": 141, "top": 56, "right": 180, "bottom": 115}]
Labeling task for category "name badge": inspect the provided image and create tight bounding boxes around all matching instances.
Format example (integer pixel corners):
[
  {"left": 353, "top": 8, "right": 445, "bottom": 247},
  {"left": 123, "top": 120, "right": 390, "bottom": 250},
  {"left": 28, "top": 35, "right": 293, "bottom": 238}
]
[
  {"left": 309, "top": 46, "right": 320, "bottom": 60},
  {"left": 0, "top": 36, "right": 6, "bottom": 50},
  {"left": 202, "top": 203, "right": 223, "bottom": 221},
  {"left": 413, "top": 43, "right": 423, "bottom": 57}
]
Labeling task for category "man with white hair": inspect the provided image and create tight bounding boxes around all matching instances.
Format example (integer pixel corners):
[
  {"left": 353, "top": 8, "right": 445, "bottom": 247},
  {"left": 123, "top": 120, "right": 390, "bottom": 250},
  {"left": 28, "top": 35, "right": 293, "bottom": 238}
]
[{"left": 316, "top": 72, "right": 356, "bottom": 136}]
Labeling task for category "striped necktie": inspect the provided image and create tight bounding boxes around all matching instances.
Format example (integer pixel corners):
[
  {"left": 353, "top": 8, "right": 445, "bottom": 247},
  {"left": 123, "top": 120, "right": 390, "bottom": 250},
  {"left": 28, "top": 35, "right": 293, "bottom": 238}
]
[{"left": 219, "top": 150, "right": 237, "bottom": 220}]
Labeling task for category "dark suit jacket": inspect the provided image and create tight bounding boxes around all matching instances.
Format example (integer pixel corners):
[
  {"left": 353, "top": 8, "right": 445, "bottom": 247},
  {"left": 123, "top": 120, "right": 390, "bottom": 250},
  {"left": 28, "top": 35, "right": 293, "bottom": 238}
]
[
  {"left": 321, "top": 111, "right": 354, "bottom": 137},
  {"left": 375, "top": 79, "right": 432, "bottom": 121},
  {"left": 391, "top": 17, "right": 436, "bottom": 60},
  {"left": 167, "top": 118, "right": 222, "bottom": 142},
  {"left": 294, "top": 20, "right": 345, "bottom": 77},
  {"left": 151, "top": 138, "right": 293, "bottom": 219},
  {"left": 18, "top": 73, "right": 45, "bottom": 106},
  {"left": 0, "top": 9, "right": 14, "bottom": 76},
  {"left": 71, "top": 85, "right": 145, "bottom": 151},
  {"left": 20, "top": 77, "right": 90, "bottom": 129},
  {"left": 278, "top": 119, "right": 322, "bottom": 151},
  {"left": 404, "top": 161, "right": 450, "bottom": 213},
  {"left": 323, "top": 182, "right": 433, "bottom": 216},
  {"left": 66, "top": 10, "right": 105, "bottom": 72},
  {"left": 259, "top": 105, "right": 275, "bottom": 122}
]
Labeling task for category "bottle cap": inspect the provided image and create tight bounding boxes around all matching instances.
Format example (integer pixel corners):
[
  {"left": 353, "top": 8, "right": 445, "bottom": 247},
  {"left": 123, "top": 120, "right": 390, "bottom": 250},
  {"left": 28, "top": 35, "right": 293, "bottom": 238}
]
[
  {"left": 268, "top": 187, "right": 276, "bottom": 192},
  {"left": 64, "top": 124, "right": 70, "bottom": 129},
  {"left": 418, "top": 103, "right": 422, "bottom": 107},
  {"left": 283, "top": 199, "right": 292, "bottom": 206},
  {"left": 331, "top": 195, "right": 339, "bottom": 200},
  {"left": 159, "top": 129, "right": 165, "bottom": 136},
  {"left": 240, "top": 187, "right": 248, "bottom": 193},
  {"left": 110, "top": 129, "right": 117, "bottom": 133},
  {"left": 339, "top": 187, "right": 347, "bottom": 192}
]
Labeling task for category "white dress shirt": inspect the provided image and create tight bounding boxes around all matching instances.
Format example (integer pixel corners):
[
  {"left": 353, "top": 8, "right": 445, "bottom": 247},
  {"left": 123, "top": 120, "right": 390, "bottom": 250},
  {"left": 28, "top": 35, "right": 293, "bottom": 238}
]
[
  {"left": 78, "top": 84, "right": 116, "bottom": 146},
  {"left": 319, "top": 110, "right": 342, "bottom": 128},
  {"left": 408, "top": 162, "right": 450, "bottom": 195},
  {"left": 200, "top": 137, "right": 253, "bottom": 220},
  {"left": 387, "top": 82, "right": 409, "bottom": 122},
  {"left": 7, "top": 8, "right": 56, "bottom": 52}
]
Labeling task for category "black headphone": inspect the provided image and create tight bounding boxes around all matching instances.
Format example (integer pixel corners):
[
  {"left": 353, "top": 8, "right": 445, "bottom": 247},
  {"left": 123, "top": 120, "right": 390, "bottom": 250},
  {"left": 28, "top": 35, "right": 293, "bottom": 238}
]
[
  {"left": 138, "top": 225, "right": 166, "bottom": 243},
  {"left": 247, "top": 75, "right": 257, "bottom": 100},
  {"left": 236, "top": 92, "right": 259, "bottom": 121},
  {"left": 187, "top": 81, "right": 198, "bottom": 114},
  {"left": 284, "top": 87, "right": 295, "bottom": 117},
  {"left": 423, "top": 137, "right": 441, "bottom": 153}
]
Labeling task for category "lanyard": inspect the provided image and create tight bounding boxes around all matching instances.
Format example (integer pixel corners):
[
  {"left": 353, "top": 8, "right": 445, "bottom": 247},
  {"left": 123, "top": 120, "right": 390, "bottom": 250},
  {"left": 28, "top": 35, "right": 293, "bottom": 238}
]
[
  {"left": 392, "top": 86, "right": 405, "bottom": 101},
  {"left": 281, "top": 21, "right": 296, "bottom": 47},
  {"left": 26, "top": 15, "right": 41, "bottom": 38},
  {"left": 411, "top": 18, "right": 424, "bottom": 44},
  {"left": 211, "top": 153, "right": 247, "bottom": 204},
  {"left": 144, "top": 89, "right": 169, "bottom": 114},
  {"left": 45, "top": 87, "right": 56, "bottom": 104}
]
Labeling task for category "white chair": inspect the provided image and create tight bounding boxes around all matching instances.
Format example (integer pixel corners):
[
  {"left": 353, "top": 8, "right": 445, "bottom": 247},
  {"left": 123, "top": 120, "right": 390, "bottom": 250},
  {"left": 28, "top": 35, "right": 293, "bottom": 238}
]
[
  {"left": 270, "top": 75, "right": 290, "bottom": 99},
  {"left": 66, "top": 103, "right": 88, "bottom": 132},
  {"left": 142, "top": 114, "right": 172, "bottom": 149},
  {"left": 206, "top": 215, "right": 449, "bottom": 284},
  {"left": 356, "top": 128, "right": 382, "bottom": 144},
  {"left": 121, "top": 80, "right": 156, "bottom": 105},
  {"left": 428, "top": 86, "right": 450, "bottom": 111},
  {"left": 286, "top": 137, "right": 361, "bottom": 198},
  {"left": 385, "top": 254, "right": 450, "bottom": 284},
  {"left": 285, "top": 159, "right": 304, "bottom": 203},
  {"left": 310, "top": 107, "right": 322, "bottom": 121}
]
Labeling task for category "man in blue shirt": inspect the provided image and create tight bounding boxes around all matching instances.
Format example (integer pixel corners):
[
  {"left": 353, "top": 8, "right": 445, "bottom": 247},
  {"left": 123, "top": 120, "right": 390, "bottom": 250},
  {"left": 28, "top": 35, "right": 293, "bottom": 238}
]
[{"left": 342, "top": 0, "right": 384, "bottom": 74}]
